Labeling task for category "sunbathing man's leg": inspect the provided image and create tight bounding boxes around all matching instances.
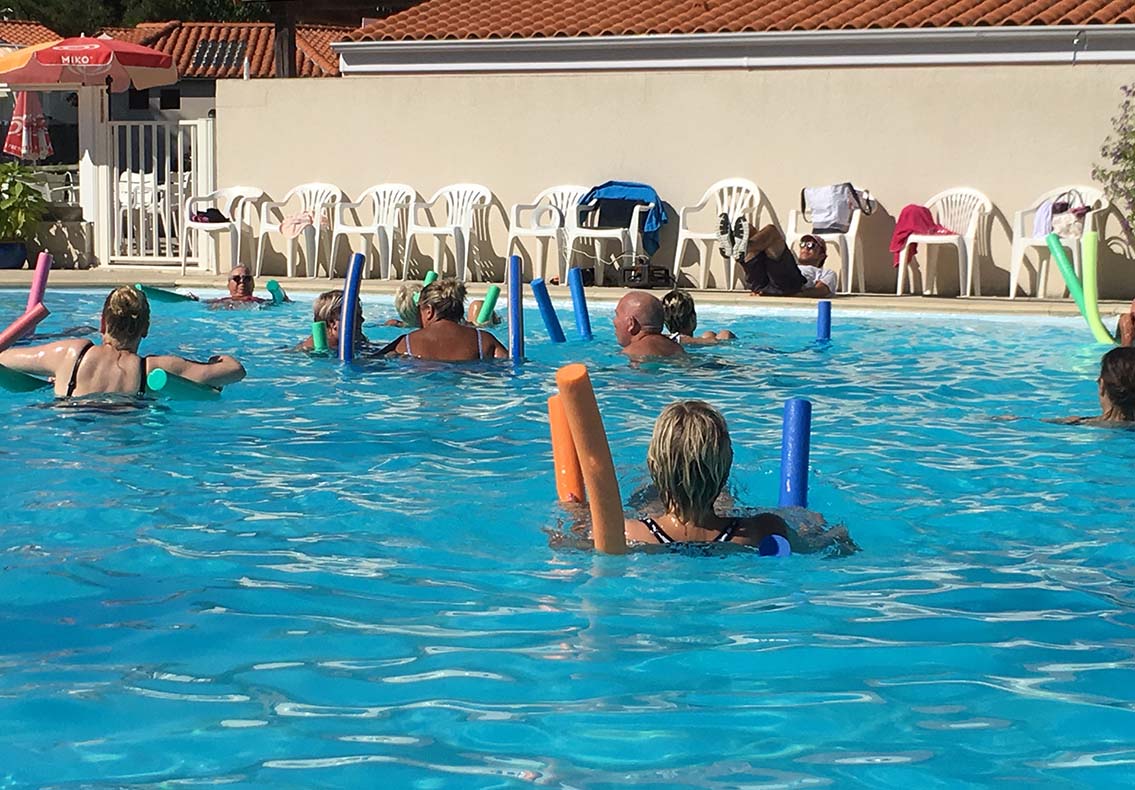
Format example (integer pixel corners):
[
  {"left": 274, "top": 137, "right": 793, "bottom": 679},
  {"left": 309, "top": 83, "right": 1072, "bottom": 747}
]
[{"left": 743, "top": 224, "right": 787, "bottom": 260}]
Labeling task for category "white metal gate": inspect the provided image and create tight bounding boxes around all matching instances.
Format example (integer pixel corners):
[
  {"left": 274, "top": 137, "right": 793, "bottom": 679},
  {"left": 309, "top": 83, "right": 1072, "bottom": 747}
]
[{"left": 107, "top": 118, "right": 215, "bottom": 267}]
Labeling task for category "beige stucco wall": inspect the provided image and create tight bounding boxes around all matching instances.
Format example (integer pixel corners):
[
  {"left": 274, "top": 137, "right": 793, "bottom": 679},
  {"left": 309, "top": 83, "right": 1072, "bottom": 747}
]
[{"left": 216, "top": 63, "right": 1135, "bottom": 297}]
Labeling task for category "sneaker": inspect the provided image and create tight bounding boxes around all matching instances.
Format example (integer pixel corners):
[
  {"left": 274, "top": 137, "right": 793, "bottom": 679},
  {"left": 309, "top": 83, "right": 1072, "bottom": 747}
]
[
  {"left": 716, "top": 213, "right": 733, "bottom": 260},
  {"left": 732, "top": 216, "right": 749, "bottom": 262}
]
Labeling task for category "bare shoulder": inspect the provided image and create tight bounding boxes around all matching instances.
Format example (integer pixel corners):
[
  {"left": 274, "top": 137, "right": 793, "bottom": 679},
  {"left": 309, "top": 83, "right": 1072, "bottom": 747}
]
[{"left": 734, "top": 512, "right": 789, "bottom": 543}]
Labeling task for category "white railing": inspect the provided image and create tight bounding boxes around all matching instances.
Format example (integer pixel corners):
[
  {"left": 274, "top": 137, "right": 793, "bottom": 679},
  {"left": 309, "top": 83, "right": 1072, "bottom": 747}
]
[{"left": 107, "top": 118, "right": 215, "bottom": 266}]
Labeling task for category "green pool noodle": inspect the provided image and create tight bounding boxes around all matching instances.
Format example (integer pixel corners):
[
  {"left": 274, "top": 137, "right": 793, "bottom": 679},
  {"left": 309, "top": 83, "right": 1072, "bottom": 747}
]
[
  {"left": 267, "top": 279, "right": 285, "bottom": 305},
  {"left": 146, "top": 368, "right": 221, "bottom": 400},
  {"left": 1079, "top": 231, "right": 1117, "bottom": 345},
  {"left": 135, "top": 283, "right": 195, "bottom": 303},
  {"left": 477, "top": 285, "right": 501, "bottom": 325},
  {"left": 1045, "top": 234, "right": 1086, "bottom": 315},
  {"left": 312, "top": 320, "right": 328, "bottom": 352},
  {"left": 0, "top": 364, "right": 51, "bottom": 392},
  {"left": 422, "top": 271, "right": 438, "bottom": 287}
]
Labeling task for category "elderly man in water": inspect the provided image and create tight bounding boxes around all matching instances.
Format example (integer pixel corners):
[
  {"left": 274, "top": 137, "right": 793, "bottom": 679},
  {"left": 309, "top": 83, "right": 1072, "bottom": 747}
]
[
  {"left": 207, "top": 265, "right": 268, "bottom": 309},
  {"left": 613, "top": 292, "right": 686, "bottom": 359}
]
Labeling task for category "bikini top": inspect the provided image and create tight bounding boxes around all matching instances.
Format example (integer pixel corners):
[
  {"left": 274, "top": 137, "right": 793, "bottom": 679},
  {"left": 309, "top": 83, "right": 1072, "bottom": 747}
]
[
  {"left": 391, "top": 329, "right": 488, "bottom": 360},
  {"left": 65, "top": 341, "right": 147, "bottom": 398},
  {"left": 639, "top": 515, "right": 738, "bottom": 545}
]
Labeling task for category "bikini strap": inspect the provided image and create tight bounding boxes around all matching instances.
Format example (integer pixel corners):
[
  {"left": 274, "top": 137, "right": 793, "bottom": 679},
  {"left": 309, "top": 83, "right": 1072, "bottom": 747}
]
[
  {"left": 64, "top": 341, "right": 96, "bottom": 398},
  {"left": 640, "top": 515, "right": 674, "bottom": 544},
  {"left": 714, "top": 518, "right": 741, "bottom": 543},
  {"left": 476, "top": 329, "right": 484, "bottom": 360},
  {"left": 405, "top": 332, "right": 412, "bottom": 356},
  {"left": 138, "top": 355, "right": 148, "bottom": 397}
]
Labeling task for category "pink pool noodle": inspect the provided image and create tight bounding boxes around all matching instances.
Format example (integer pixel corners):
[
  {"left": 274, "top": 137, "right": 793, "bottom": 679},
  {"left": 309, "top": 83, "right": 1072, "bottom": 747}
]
[
  {"left": 26, "top": 252, "right": 52, "bottom": 313},
  {"left": 0, "top": 302, "right": 49, "bottom": 352}
]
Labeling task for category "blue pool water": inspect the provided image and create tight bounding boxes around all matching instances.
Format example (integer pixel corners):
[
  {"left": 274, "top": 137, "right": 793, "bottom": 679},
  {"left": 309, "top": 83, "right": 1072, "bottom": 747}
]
[{"left": 1, "top": 288, "right": 1134, "bottom": 788}]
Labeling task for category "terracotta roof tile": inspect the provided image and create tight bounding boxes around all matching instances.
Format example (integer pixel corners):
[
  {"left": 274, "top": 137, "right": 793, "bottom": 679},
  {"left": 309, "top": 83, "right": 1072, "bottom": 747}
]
[
  {"left": 0, "top": 19, "right": 60, "bottom": 47},
  {"left": 347, "top": 0, "right": 1135, "bottom": 41},
  {"left": 100, "top": 20, "right": 351, "bottom": 78}
]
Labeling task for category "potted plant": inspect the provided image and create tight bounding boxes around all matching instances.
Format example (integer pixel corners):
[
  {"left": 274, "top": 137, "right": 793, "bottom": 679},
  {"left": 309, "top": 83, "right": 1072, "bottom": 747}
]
[{"left": 0, "top": 161, "right": 47, "bottom": 269}]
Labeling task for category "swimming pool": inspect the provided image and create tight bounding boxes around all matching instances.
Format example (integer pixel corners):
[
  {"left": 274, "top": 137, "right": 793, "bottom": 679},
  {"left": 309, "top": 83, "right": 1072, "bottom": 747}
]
[{"left": 2, "top": 288, "right": 1133, "bottom": 787}]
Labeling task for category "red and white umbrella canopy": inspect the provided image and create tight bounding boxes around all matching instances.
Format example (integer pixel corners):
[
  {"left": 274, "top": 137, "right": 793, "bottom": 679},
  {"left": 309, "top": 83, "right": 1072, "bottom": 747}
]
[
  {"left": 4, "top": 91, "right": 53, "bottom": 161},
  {"left": 0, "top": 37, "right": 177, "bottom": 92}
]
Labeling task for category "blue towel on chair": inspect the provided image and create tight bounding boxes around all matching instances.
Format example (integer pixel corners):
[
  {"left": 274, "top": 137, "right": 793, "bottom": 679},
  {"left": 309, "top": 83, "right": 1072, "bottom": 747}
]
[{"left": 581, "top": 180, "right": 668, "bottom": 256}]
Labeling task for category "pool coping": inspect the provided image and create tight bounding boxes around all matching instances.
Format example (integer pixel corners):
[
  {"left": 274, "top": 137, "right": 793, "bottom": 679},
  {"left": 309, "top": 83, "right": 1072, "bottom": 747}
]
[{"left": 0, "top": 268, "right": 1129, "bottom": 318}]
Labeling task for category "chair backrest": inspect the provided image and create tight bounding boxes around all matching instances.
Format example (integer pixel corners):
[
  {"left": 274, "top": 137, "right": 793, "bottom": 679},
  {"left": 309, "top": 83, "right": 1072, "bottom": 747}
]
[
  {"left": 284, "top": 182, "right": 344, "bottom": 212},
  {"left": 435, "top": 183, "right": 491, "bottom": 227},
  {"left": 702, "top": 177, "right": 760, "bottom": 219},
  {"left": 534, "top": 184, "right": 589, "bottom": 228},
  {"left": 118, "top": 170, "right": 158, "bottom": 200},
  {"left": 361, "top": 183, "right": 415, "bottom": 227},
  {"left": 1029, "top": 185, "right": 1107, "bottom": 211},
  {"left": 925, "top": 188, "right": 992, "bottom": 237}
]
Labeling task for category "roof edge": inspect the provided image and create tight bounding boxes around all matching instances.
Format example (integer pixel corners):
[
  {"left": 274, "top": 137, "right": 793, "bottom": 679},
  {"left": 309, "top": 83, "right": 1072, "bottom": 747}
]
[{"left": 333, "top": 25, "right": 1135, "bottom": 74}]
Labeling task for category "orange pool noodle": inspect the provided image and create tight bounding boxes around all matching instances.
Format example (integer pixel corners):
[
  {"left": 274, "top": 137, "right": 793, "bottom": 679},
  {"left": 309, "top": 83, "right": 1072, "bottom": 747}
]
[
  {"left": 555, "top": 363, "right": 627, "bottom": 555},
  {"left": 0, "top": 302, "right": 49, "bottom": 352},
  {"left": 548, "top": 394, "right": 585, "bottom": 503}
]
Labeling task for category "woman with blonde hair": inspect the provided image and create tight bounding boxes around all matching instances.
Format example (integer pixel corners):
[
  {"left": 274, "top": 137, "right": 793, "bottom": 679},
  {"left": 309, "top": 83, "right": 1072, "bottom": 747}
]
[
  {"left": 380, "top": 278, "right": 506, "bottom": 361},
  {"left": 624, "top": 400, "right": 788, "bottom": 546},
  {"left": 0, "top": 285, "right": 245, "bottom": 399},
  {"left": 294, "top": 289, "right": 367, "bottom": 351},
  {"left": 660, "top": 289, "right": 735, "bottom": 345},
  {"left": 383, "top": 284, "right": 422, "bottom": 328}
]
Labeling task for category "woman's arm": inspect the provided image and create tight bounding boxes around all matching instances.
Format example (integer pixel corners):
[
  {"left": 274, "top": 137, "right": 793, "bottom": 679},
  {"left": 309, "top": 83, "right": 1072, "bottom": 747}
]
[
  {"left": 0, "top": 339, "right": 83, "bottom": 378},
  {"left": 148, "top": 353, "right": 246, "bottom": 387}
]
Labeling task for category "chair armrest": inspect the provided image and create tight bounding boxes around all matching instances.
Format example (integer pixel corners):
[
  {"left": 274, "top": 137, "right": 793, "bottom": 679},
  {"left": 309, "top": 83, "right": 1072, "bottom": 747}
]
[
  {"left": 258, "top": 200, "right": 288, "bottom": 229},
  {"left": 786, "top": 209, "right": 802, "bottom": 237},
  {"left": 509, "top": 201, "right": 539, "bottom": 228},
  {"left": 677, "top": 197, "right": 711, "bottom": 229},
  {"left": 628, "top": 202, "right": 654, "bottom": 231},
  {"left": 1011, "top": 209, "right": 1028, "bottom": 238},
  {"left": 335, "top": 199, "right": 366, "bottom": 225}
]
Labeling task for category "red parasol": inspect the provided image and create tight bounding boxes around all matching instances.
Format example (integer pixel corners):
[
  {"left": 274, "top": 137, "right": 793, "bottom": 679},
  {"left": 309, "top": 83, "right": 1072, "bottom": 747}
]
[
  {"left": 0, "top": 37, "right": 177, "bottom": 92},
  {"left": 3, "top": 91, "right": 53, "bottom": 161}
]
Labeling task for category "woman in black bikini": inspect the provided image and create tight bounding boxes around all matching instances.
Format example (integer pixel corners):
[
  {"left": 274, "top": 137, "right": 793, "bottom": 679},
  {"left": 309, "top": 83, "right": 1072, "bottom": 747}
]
[
  {"left": 624, "top": 400, "right": 788, "bottom": 547},
  {"left": 0, "top": 285, "right": 245, "bottom": 399}
]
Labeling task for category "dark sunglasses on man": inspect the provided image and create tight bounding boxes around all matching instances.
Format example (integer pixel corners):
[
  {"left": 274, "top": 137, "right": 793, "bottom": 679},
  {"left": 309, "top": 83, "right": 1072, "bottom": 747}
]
[{"left": 231, "top": 274, "right": 253, "bottom": 284}]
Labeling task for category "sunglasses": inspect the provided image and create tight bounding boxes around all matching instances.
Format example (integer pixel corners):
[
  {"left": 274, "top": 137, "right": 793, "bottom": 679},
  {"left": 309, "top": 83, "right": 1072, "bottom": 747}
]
[
  {"left": 801, "top": 240, "right": 823, "bottom": 251},
  {"left": 231, "top": 274, "right": 253, "bottom": 283}
]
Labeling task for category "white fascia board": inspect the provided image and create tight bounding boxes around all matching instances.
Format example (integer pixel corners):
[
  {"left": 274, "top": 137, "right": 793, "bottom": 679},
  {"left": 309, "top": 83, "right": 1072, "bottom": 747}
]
[{"left": 333, "top": 26, "right": 1135, "bottom": 74}]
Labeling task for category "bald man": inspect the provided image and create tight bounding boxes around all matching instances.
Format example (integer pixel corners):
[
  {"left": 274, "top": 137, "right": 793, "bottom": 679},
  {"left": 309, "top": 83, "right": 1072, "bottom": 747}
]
[{"left": 613, "top": 292, "right": 686, "bottom": 359}]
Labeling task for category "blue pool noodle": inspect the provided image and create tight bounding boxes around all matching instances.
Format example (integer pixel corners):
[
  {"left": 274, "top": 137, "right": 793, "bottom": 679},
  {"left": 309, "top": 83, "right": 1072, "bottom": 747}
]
[
  {"left": 339, "top": 252, "right": 365, "bottom": 363},
  {"left": 817, "top": 300, "right": 831, "bottom": 341},
  {"left": 508, "top": 255, "right": 524, "bottom": 363},
  {"left": 778, "top": 398, "right": 812, "bottom": 509},
  {"left": 530, "top": 278, "right": 566, "bottom": 343},
  {"left": 567, "top": 267, "right": 592, "bottom": 341}
]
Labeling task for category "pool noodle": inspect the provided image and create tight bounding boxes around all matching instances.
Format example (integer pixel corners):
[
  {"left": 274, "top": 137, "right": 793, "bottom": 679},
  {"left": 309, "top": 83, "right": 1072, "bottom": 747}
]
[
  {"left": 547, "top": 394, "right": 585, "bottom": 502},
  {"left": 266, "top": 279, "right": 285, "bottom": 305},
  {"left": 1045, "top": 234, "right": 1086, "bottom": 315},
  {"left": 567, "top": 267, "right": 592, "bottom": 341},
  {"left": 422, "top": 271, "right": 438, "bottom": 288},
  {"left": 0, "top": 364, "right": 51, "bottom": 392},
  {"left": 817, "top": 300, "right": 831, "bottom": 341},
  {"left": 0, "top": 302, "right": 49, "bottom": 352},
  {"left": 312, "top": 321, "right": 328, "bottom": 352},
  {"left": 146, "top": 368, "right": 221, "bottom": 400},
  {"left": 531, "top": 278, "right": 566, "bottom": 343},
  {"left": 1079, "top": 231, "right": 1117, "bottom": 345},
  {"left": 555, "top": 363, "right": 626, "bottom": 555},
  {"left": 135, "top": 283, "right": 195, "bottom": 303},
  {"left": 26, "top": 251, "right": 51, "bottom": 312},
  {"left": 476, "top": 285, "right": 500, "bottom": 325},
  {"left": 778, "top": 398, "right": 812, "bottom": 509},
  {"left": 508, "top": 254, "right": 524, "bottom": 363},
  {"left": 339, "top": 252, "right": 365, "bottom": 363}
]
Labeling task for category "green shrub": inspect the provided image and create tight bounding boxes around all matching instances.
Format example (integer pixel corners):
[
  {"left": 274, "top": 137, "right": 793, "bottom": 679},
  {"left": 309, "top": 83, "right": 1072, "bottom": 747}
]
[
  {"left": 0, "top": 162, "right": 48, "bottom": 242},
  {"left": 1093, "top": 84, "right": 1135, "bottom": 234}
]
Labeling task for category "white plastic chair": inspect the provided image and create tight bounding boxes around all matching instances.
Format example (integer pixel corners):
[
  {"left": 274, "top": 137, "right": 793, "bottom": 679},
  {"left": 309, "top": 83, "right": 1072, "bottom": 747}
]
[
  {"left": 402, "top": 183, "right": 492, "bottom": 281},
  {"left": 329, "top": 183, "right": 415, "bottom": 279},
  {"left": 564, "top": 197, "right": 654, "bottom": 287},
  {"left": 1008, "top": 186, "right": 1108, "bottom": 299},
  {"left": 506, "top": 185, "right": 589, "bottom": 283},
  {"left": 117, "top": 171, "right": 160, "bottom": 255},
  {"left": 254, "top": 182, "right": 343, "bottom": 278},
  {"left": 786, "top": 200, "right": 868, "bottom": 295},
  {"left": 181, "top": 186, "right": 264, "bottom": 275},
  {"left": 896, "top": 188, "right": 992, "bottom": 297},
  {"left": 672, "top": 178, "right": 760, "bottom": 290}
]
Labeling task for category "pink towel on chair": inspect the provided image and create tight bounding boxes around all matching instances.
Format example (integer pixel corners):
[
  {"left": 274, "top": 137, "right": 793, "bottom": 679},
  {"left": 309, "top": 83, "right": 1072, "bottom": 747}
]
[
  {"left": 279, "top": 211, "right": 329, "bottom": 239},
  {"left": 889, "top": 204, "right": 953, "bottom": 265}
]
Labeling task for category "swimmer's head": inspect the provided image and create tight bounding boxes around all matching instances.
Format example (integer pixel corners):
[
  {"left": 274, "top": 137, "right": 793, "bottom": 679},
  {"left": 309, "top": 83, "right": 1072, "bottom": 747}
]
[
  {"left": 394, "top": 284, "right": 422, "bottom": 328},
  {"left": 312, "top": 289, "right": 363, "bottom": 347},
  {"left": 1099, "top": 346, "right": 1135, "bottom": 421},
  {"left": 102, "top": 286, "right": 150, "bottom": 345},
  {"left": 418, "top": 278, "right": 465, "bottom": 323},
  {"left": 228, "top": 265, "right": 254, "bottom": 298},
  {"left": 647, "top": 400, "right": 733, "bottom": 522},
  {"left": 661, "top": 289, "right": 697, "bottom": 336}
]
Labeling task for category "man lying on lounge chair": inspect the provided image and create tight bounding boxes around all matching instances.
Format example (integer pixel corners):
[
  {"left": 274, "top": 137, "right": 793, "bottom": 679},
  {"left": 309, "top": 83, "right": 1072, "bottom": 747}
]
[{"left": 719, "top": 218, "right": 836, "bottom": 298}]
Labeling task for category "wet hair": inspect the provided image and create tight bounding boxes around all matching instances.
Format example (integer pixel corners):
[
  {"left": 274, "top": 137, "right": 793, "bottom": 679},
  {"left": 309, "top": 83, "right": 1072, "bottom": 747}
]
[
  {"left": 647, "top": 400, "right": 733, "bottom": 522},
  {"left": 661, "top": 289, "right": 697, "bottom": 336},
  {"left": 312, "top": 289, "right": 363, "bottom": 336},
  {"left": 394, "top": 284, "right": 422, "bottom": 327},
  {"left": 102, "top": 286, "right": 150, "bottom": 343},
  {"left": 418, "top": 278, "right": 466, "bottom": 322},
  {"left": 1100, "top": 346, "right": 1135, "bottom": 420}
]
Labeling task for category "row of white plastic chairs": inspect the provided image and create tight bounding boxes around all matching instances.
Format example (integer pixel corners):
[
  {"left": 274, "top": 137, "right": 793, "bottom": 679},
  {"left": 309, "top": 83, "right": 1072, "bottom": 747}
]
[{"left": 180, "top": 179, "right": 1109, "bottom": 298}]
